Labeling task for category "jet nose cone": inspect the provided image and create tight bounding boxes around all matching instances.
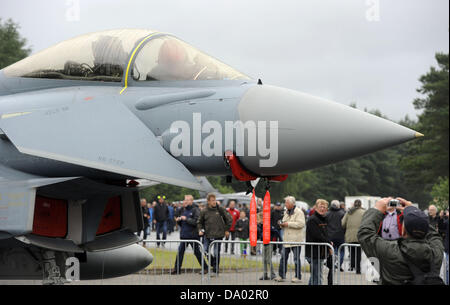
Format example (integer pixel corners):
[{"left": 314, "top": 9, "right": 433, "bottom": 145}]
[{"left": 238, "top": 85, "right": 420, "bottom": 175}]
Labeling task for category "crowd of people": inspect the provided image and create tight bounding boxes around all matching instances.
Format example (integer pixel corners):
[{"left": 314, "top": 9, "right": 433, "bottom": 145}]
[{"left": 137, "top": 193, "right": 449, "bottom": 285}]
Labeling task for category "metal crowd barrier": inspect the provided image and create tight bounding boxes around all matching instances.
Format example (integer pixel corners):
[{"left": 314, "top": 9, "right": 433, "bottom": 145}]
[
  {"left": 206, "top": 240, "right": 335, "bottom": 285},
  {"left": 69, "top": 237, "right": 446, "bottom": 285},
  {"left": 336, "top": 243, "right": 376, "bottom": 285},
  {"left": 442, "top": 252, "right": 449, "bottom": 285},
  {"left": 139, "top": 239, "right": 206, "bottom": 285}
]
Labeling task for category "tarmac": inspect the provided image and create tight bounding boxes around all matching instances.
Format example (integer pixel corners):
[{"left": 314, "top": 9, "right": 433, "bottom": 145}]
[{"left": 0, "top": 270, "right": 373, "bottom": 285}]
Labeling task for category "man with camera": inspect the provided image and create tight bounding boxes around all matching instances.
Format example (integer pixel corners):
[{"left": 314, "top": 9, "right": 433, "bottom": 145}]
[
  {"left": 358, "top": 197, "right": 444, "bottom": 285},
  {"left": 378, "top": 199, "right": 404, "bottom": 240},
  {"left": 171, "top": 195, "right": 203, "bottom": 275}
]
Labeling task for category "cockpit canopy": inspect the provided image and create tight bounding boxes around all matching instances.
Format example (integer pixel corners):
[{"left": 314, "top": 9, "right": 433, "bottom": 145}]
[{"left": 3, "top": 29, "right": 250, "bottom": 83}]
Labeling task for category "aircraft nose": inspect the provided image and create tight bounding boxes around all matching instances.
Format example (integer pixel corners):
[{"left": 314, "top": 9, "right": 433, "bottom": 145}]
[{"left": 237, "top": 85, "right": 420, "bottom": 176}]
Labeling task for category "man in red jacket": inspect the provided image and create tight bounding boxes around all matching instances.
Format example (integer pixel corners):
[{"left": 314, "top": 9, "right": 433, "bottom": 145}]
[{"left": 225, "top": 200, "right": 240, "bottom": 255}]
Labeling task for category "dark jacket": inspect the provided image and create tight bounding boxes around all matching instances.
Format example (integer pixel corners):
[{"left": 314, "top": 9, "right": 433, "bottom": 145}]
[
  {"left": 438, "top": 216, "right": 448, "bottom": 241},
  {"left": 197, "top": 205, "right": 233, "bottom": 239},
  {"left": 305, "top": 211, "right": 330, "bottom": 259},
  {"left": 154, "top": 202, "right": 169, "bottom": 222},
  {"left": 326, "top": 206, "right": 345, "bottom": 241},
  {"left": 141, "top": 206, "right": 149, "bottom": 228},
  {"left": 271, "top": 208, "right": 284, "bottom": 231},
  {"left": 429, "top": 215, "right": 440, "bottom": 230},
  {"left": 444, "top": 218, "right": 449, "bottom": 254},
  {"left": 358, "top": 208, "right": 444, "bottom": 285},
  {"left": 235, "top": 218, "right": 249, "bottom": 239},
  {"left": 177, "top": 204, "right": 200, "bottom": 239}
]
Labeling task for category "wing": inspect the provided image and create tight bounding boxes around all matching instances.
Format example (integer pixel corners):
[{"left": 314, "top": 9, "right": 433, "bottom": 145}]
[
  {"left": 0, "top": 97, "right": 205, "bottom": 191},
  {"left": 196, "top": 176, "right": 219, "bottom": 198}
]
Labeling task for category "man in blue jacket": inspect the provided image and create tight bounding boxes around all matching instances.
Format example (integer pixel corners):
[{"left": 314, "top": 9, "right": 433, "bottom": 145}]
[{"left": 172, "top": 194, "right": 203, "bottom": 275}]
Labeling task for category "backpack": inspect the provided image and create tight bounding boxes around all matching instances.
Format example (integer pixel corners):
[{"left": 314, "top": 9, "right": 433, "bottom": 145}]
[{"left": 401, "top": 253, "right": 445, "bottom": 285}]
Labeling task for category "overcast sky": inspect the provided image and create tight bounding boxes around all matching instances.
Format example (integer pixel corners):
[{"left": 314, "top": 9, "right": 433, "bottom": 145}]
[{"left": 1, "top": 0, "right": 448, "bottom": 121}]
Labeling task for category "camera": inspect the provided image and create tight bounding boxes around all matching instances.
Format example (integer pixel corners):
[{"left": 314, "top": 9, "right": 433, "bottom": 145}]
[{"left": 389, "top": 199, "right": 400, "bottom": 207}]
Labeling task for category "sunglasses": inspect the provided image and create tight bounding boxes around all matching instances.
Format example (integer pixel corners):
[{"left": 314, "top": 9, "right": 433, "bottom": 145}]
[{"left": 157, "top": 195, "right": 166, "bottom": 200}]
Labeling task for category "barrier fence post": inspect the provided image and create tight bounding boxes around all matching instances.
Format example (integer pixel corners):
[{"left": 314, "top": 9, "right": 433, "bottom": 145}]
[
  {"left": 137, "top": 239, "right": 339, "bottom": 285},
  {"left": 140, "top": 239, "right": 205, "bottom": 285},
  {"left": 336, "top": 243, "right": 378, "bottom": 285}
]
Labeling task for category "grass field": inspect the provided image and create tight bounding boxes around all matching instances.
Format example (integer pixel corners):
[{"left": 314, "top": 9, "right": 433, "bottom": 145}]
[{"left": 145, "top": 247, "right": 311, "bottom": 272}]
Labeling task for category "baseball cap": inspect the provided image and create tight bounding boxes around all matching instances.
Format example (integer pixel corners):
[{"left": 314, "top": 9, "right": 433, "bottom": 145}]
[
  {"left": 403, "top": 206, "right": 429, "bottom": 239},
  {"left": 275, "top": 202, "right": 281, "bottom": 206}
]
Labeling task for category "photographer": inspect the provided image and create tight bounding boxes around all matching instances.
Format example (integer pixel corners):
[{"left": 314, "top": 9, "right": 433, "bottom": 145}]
[
  {"left": 274, "top": 196, "right": 305, "bottom": 283},
  {"left": 377, "top": 199, "right": 404, "bottom": 240},
  {"left": 171, "top": 195, "right": 203, "bottom": 275},
  {"left": 358, "top": 197, "right": 444, "bottom": 285}
]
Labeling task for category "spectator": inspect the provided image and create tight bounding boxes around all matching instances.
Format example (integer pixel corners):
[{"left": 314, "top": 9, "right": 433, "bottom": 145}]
[
  {"left": 378, "top": 202, "right": 403, "bottom": 240},
  {"left": 151, "top": 201, "right": 157, "bottom": 231},
  {"left": 327, "top": 199, "right": 346, "bottom": 271},
  {"left": 225, "top": 200, "right": 240, "bottom": 255},
  {"left": 274, "top": 196, "right": 305, "bottom": 283},
  {"left": 340, "top": 202, "right": 346, "bottom": 211},
  {"left": 154, "top": 195, "right": 169, "bottom": 247},
  {"left": 358, "top": 197, "right": 444, "bottom": 285},
  {"left": 241, "top": 204, "right": 249, "bottom": 217},
  {"left": 271, "top": 202, "right": 284, "bottom": 255},
  {"left": 438, "top": 209, "right": 448, "bottom": 241},
  {"left": 257, "top": 198, "right": 263, "bottom": 213},
  {"left": 139, "top": 198, "right": 150, "bottom": 246},
  {"left": 305, "top": 199, "right": 331, "bottom": 285},
  {"left": 444, "top": 210, "right": 449, "bottom": 253},
  {"left": 167, "top": 202, "right": 175, "bottom": 235},
  {"left": 257, "top": 209, "right": 274, "bottom": 280},
  {"left": 174, "top": 202, "right": 183, "bottom": 232},
  {"left": 428, "top": 205, "right": 440, "bottom": 229},
  {"left": 171, "top": 195, "right": 203, "bottom": 275},
  {"left": 146, "top": 201, "right": 153, "bottom": 237},
  {"left": 197, "top": 193, "right": 232, "bottom": 275},
  {"left": 235, "top": 211, "right": 249, "bottom": 258},
  {"left": 444, "top": 211, "right": 449, "bottom": 284},
  {"left": 342, "top": 199, "right": 365, "bottom": 274}
]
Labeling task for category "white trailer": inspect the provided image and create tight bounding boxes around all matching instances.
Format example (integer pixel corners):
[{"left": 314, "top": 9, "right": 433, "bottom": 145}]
[{"left": 344, "top": 196, "right": 381, "bottom": 210}]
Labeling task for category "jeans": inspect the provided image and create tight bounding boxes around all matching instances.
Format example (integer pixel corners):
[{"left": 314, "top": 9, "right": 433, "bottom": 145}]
[
  {"left": 331, "top": 238, "right": 345, "bottom": 267},
  {"left": 156, "top": 221, "right": 167, "bottom": 246},
  {"left": 167, "top": 218, "right": 174, "bottom": 234},
  {"left": 279, "top": 246, "right": 301, "bottom": 279},
  {"left": 174, "top": 238, "right": 203, "bottom": 273},
  {"left": 204, "top": 238, "right": 222, "bottom": 273},
  {"left": 262, "top": 244, "right": 275, "bottom": 276},
  {"left": 272, "top": 229, "right": 283, "bottom": 254},
  {"left": 306, "top": 257, "right": 324, "bottom": 285},
  {"left": 139, "top": 225, "right": 149, "bottom": 241},
  {"left": 239, "top": 238, "right": 248, "bottom": 255},
  {"left": 349, "top": 243, "right": 361, "bottom": 273}
]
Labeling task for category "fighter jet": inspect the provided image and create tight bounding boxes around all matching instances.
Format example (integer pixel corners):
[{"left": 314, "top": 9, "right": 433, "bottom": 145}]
[{"left": 0, "top": 29, "right": 422, "bottom": 283}]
